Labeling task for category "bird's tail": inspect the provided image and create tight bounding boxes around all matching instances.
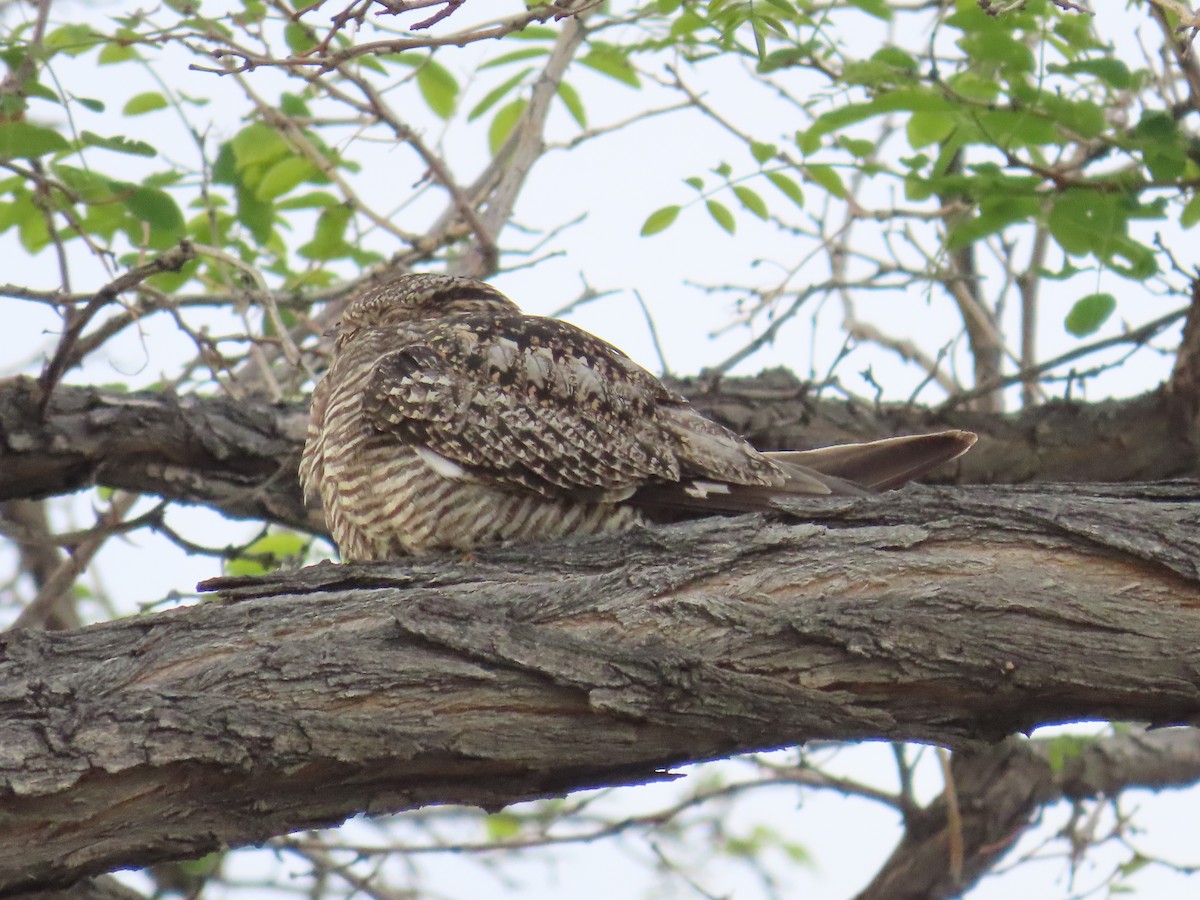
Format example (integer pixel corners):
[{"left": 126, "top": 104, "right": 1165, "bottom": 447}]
[
  {"left": 765, "top": 429, "right": 977, "bottom": 493},
  {"left": 631, "top": 429, "right": 976, "bottom": 518}
]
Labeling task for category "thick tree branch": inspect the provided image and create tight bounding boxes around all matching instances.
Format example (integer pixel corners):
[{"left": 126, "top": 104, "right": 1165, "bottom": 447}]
[
  {"left": 3, "top": 487, "right": 1200, "bottom": 894},
  {"left": 3, "top": 374, "right": 1200, "bottom": 533},
  {"left": 0, "top": 376, "right": 315, "bottom": 532},
  {"left": 858, "top": 728, "right": 1200, "bottom": 900}
]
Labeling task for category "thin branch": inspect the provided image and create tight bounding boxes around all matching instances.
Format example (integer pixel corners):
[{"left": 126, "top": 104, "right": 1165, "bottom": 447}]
[
  {"left": 189, "top": 4, "right": 596, "bottom": 74},
  {"left": 938, "top": 746, "right": 965, "bottom": 886},
  {"left": 9, "top": 491, "right": 140, "bottom": 631},
  {"left": 940, "top": 305, "right": 1189, "bottom": 411},
  {"left": 36, "top": 242, "right": 197, "bottom": 414}
]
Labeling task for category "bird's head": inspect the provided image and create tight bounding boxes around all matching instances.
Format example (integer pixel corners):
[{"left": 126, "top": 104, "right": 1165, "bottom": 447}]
[{"left": 335, "top": 273, "right": 519, "bottom": 341}]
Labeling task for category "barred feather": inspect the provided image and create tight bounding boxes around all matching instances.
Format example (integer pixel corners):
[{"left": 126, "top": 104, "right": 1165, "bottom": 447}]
[{"left": 300, "top": 273, "right": 975, "bottom": 560}]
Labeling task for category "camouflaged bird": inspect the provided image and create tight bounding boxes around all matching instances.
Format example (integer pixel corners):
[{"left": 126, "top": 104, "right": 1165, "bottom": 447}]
[{"left": 300, "top": 273, "right": 976, "bottom": 560}]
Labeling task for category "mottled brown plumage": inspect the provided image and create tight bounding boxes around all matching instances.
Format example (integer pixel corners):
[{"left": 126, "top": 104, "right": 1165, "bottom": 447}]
[{"left": 300, "top": 273, "right": 975, "bottom": 560}]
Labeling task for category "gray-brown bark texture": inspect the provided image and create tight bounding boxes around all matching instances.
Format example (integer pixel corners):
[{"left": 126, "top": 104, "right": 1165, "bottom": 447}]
[
  {"left": 4, "top": 374, "right": 1200, "bottom": 533},
  {"left": 3, "top": 484, "right": 1200, "bottom": 895}
]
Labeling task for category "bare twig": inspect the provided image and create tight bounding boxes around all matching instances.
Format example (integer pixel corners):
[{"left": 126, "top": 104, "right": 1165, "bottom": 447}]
[
  {"left": 940, "top": 304, "right": 1189, "bottom": 411},
  {"left": 938, "top": 747, "right": 964, "bottom": 886},
  {"left": 36, "top": 242, "right": 197, "bottom": 414},
  {"left": 9, "top": 491, "right": 141, "bottom": 631}
]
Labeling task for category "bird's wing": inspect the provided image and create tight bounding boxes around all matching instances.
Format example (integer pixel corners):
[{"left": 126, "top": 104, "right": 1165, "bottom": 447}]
[
  {"left": 629, "top": 429, "right": 977, "bottom": 517},
  {"left": 361, "top": 314, "right": 683, "bottom": 500}
]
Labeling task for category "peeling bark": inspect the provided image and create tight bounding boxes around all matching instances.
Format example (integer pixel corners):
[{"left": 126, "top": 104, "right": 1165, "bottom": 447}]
[{"left": 2, "top": 485, "right": 1200, "bottom": 894}]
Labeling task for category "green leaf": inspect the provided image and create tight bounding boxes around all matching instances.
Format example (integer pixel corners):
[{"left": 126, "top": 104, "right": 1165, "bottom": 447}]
[
  {"left": 0, "top": 122, "right": 69, "bottom": 159},
  {"left": 1048, "top": 190, "right": 1126, "bottom": 257},
  {"left": 174, "top": 851, "right": 225, "bottom": 880},
  {"left": 80, "top": 131, "right": 157, "bottom": 157},
  {"left": 236, "top": 182, "right": 274, "bottom": 244},
  {"left": 973, "top": 110, "right": 1058, "bottom": 148},
  {"left": 256, "top": 156, "right": 318, "bottom": 200},
  {"left": 1182, "top": 192, "right": 1200, "bottom": 229},
  {"left": 1118, "top": 854, "right": 1150, "bottom": 878},
  {"left": 53, "top": 163, "right": 118, "bottom": 201},
  {"left": 750, "top": 18, "right": 768, "bottom": 62},
  {"left": 706, "top": 199, "right": 736, "bottom": 234},
  {"left": 115, "top": 183, "right": 185, "bottom": 247},
  {"left": 556, "top": 81, "right": 586, "bottom": 129},
  {"left": 758, "top": 47, "right": 807, "bottom": 73},
  {"left": 806, "top": 90, "right": 954, "bottom": 150},
  {"left": 1135, "top": 110, "right": 1187, "bottom": 181},
  {"left": 484, "top": 812, "right": 521, "bottom": 841},
  {"left": 580, "top": 43, "right": 640, "bottom": 88},
  {"left": 947, "top": 196, "right": 1040, "bottom": 249},
  {"left": 838, "top": 136, "right": 876, "bottom": 159},
  {"left": 284, "top": 21, "right": 318, "bottom": 53},
  {"left": 211, "top": 142, "right": 237, "bottom": 185},
  {"left": 845, "top": 0, "right": 892, "bottom": 20},
  {"left": 1038, "top": 95, "right": 1105, "bottom": 140},
  {"left": 98, "top": 42, "right": 139, "bottom": 64},
  {"left": 488, "top": 99, "right": 527, "bottom": 155},
  {"left": 146, "top": 257, "right": 199, "bottom": 293},
  {"left": 1104, "top": 236, "right": 1157, "bottom": 280},
  {"left": 1065, "top": 293, "right": 1116, "bottom": 337},
  {"left": 684, "top": 176, "right": 704, "bottom": 191},
  {"left": 123, "top": 91, "right": 168, "bottom": 116},
  {"left": 946, "top": 71, "right": 1000, "bottom": 103},
  {"left": 231, "top": 122, "right": 289, "bottom": 170},
  {"left": 469, "top": 69, "right": 529, "bottom": 122},
  {"left": 958, "top": 31, "right": 1034, "bottom": 74},
  {"left": 907, "top": 110, "right": 956, "bottom": 148},
  {"left": 82, "top": 199, "right": 126, "bottom": 240},
  {"left": 640, "top": 205, "right": 680, "bottom": 236},
  {"left": 733, "top": 185, "right": 768, "bottom": 220},
  {"left": 766, "top": 171, "right": 804, "bottom": 208},
  {"left": 670, "top": 9, "right": 707, "bottom": 38},
  {"left": 23, "top": 82, "right": 60, "bottom": 105},
  {"left": 506, "top": 26, "right": 557, "bottom": 41},
  {"left": 18, "top": 202, "right": 51, "bottom": 252},
  {"left": 1048, "top": 58, "right": 1132, "bottom": 90},
  {"left": 74, "top": 96, "right": 105, "bottom": 113},
  {"left": 417, "top": 60, "right": 458, "bottom": 120},
  {"left": 871, "top": 47, "right": 917, "bottom": 72},
  {"left": 299, "top": 204, "right": 353, "bottom": 260},
  {"left": 224, "top": 532, "right": 308, "bottom": 576},
  {"left": 1043, "top": 733, "right": 1090, "bottom": 773},
  {"left": 478, "top": 47, "right": 549, "bottom": 70},
  {"left": 237, "top": 0, "right": 267, "bottom": 24},
  {"left": 804, "top": 102, "right": 883, "bottom": 146},
  {"left": 0, "top": 192, "right": 37, "bottom": 236},
  {"left": 276, "top": 190, "right": 340, "bottom": 210},
  {"left": 280, "top": 92, "right": 311, "bottom": 118},
  {"left": 804, "top": 164, "right": 846, "bottom": 199},
  {"left": 45, "top": 24, "right": 100, "bottom": 55},
  {"left": 750, "top": 141, "right": 776, "bottom": 164}
]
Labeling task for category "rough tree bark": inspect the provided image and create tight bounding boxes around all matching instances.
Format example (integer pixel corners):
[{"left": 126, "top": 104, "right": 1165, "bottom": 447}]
[
  {"left": 3, "top": 484, "right": 1200, "bottom": 896},
  {"left": 3, "top": 374, "right": 1200, "bottom": 535}
]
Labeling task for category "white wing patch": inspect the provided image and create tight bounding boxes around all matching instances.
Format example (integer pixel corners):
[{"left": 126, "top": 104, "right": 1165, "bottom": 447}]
[
  {"left": 415, "top": 446, "right": 470, "bottom": 480},
  {"left": 683, "top": 480, "right": 733, "bottom": 500}
]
